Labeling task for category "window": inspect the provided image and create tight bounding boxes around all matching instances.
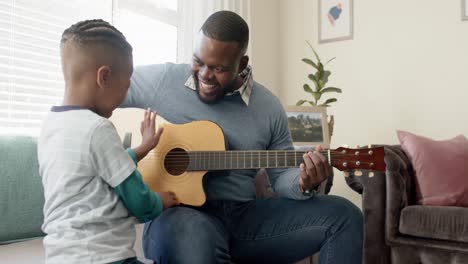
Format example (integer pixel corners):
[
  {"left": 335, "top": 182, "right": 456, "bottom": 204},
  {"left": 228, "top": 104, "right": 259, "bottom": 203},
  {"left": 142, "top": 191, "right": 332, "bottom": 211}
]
[
  {"left": 115, "top": 0, "right": 178, "bottom": 65},
  {"left": 0, "top": 0, "right": 178, "bottom": 135}
]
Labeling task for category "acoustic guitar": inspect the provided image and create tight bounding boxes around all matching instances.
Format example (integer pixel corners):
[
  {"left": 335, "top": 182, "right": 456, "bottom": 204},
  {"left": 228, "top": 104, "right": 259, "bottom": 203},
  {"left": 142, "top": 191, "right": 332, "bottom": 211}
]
[{"left": 135, "top": 118, "right": 386, "bottom": 206}]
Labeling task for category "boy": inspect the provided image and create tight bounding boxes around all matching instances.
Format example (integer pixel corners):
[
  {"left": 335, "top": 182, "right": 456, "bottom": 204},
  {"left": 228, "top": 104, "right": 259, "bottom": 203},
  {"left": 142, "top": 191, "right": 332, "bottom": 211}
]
[{"left": 38, "top": 19, "right": 178, "bottom": 264}]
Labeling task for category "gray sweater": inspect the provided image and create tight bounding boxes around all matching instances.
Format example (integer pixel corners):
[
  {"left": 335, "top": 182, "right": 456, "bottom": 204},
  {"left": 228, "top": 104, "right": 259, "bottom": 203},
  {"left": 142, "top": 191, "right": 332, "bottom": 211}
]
[{"left": 122, "top": 63, "right": 306, "bottom": 201}]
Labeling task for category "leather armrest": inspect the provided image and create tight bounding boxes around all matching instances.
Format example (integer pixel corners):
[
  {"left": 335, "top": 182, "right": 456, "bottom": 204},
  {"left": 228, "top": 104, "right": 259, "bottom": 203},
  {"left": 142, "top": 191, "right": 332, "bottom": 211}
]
[
  {"left": 382, "top": 146, "right": 414, "bottom": 243},
  {"left": 344, "top": 145, "right": 414, "bottom": 264}
]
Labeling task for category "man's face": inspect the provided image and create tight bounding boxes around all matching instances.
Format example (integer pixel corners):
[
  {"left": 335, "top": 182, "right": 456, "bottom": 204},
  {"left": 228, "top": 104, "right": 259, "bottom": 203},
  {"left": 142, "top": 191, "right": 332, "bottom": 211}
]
[{"left": 191, "top": 34, "right": 245, "bottom": 104}]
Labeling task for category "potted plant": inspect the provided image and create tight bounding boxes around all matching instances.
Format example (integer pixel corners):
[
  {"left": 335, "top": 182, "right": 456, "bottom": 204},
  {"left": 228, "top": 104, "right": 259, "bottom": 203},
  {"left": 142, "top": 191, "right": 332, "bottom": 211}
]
[{"left": 296, "top": 41, "right": 342, "bottom": 107}]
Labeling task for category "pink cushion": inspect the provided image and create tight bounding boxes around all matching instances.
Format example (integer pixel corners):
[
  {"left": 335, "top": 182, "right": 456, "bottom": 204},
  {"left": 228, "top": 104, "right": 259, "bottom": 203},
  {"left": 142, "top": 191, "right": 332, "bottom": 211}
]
[{"left": 397, "top": 131, "right": 468, "bottom": 206}]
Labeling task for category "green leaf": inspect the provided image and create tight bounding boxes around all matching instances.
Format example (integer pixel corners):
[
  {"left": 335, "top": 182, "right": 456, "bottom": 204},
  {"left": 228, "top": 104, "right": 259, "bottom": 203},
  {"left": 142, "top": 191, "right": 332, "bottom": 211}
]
[
  {"left": 302, "top": 58, "right": 318, "bottom": 69},
  {"left": 319, "top": 82, "right": 325, "bottom": 91},
  {"left": 321, "top": 87, "right": 342, "bottom": 94},
  {"left": 303, "top": 84, "right": 313, "bottom": 93},
  {"left": 315, "top": 71, "right": 321, "bottom": 82},
  {"left": 306, "top": 40, "right": 320, "bottom": 62},
  {"left": 314, "top": 74, "right": 325, "bottom": 91},
  {"left": 296, "top": 99, "right": 306, "bottom": 106},
  {"left": 322, "top": 71, "right": 331, "bottom": 83},
  {"left": 324, "top": 57, "right": 336, "bottom": 66},
  {"left": 311, "top": 91, "right": 321, "bottom": 101},
  {"left": 318, "top": 62, "right": 324, "bottom": 73},
  {"left": 308, "top": 74, "right": 319, "bottom": 88},
  {"left": 307, "top": 100, "right": 317, "bottom": 106},
  {"left": 316, "top": 63, "right": 325, "bottom": 85},
  {"left": 322, "top": 98, "right": 338, "bottom": 105}
]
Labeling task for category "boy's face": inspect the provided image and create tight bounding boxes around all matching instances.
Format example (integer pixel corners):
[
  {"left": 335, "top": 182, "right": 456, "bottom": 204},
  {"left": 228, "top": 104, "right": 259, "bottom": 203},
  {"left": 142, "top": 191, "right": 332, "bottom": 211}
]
[{"left": 95, "top": 55, "right": 133, "bottom": 118}]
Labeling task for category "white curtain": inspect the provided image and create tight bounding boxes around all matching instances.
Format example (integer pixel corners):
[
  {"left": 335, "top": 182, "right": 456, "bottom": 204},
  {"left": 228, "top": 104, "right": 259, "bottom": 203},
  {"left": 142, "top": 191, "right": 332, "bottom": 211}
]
[{"left": 177, "top": 0, "right": 251, "bottom": 63}]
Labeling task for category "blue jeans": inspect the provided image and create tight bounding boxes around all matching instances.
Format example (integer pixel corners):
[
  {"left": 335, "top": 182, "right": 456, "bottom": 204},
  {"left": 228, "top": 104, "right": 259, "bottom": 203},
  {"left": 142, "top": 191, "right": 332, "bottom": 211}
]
[{"left": 143, "top": 195, "right": 363, "bottom": 264}]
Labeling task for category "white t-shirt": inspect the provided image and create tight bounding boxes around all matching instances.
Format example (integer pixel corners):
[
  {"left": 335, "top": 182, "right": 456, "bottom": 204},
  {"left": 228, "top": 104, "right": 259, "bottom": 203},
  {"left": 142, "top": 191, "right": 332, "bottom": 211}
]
[{"left": 38, "top": 108, "right": 137, "bottom": 264}]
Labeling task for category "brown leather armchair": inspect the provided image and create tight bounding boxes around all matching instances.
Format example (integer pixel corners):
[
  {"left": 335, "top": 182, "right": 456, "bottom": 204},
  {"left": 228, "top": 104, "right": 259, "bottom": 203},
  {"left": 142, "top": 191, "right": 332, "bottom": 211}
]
[{"left": 345, "top": 145, "right": 468, "bottom": 264}]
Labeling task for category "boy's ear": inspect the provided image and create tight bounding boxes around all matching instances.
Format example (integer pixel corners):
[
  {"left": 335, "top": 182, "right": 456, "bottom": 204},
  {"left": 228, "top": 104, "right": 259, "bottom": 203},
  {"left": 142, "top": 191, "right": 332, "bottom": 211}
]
[{"left": 97, "top": 65, "right": 111, "bottom": 88}]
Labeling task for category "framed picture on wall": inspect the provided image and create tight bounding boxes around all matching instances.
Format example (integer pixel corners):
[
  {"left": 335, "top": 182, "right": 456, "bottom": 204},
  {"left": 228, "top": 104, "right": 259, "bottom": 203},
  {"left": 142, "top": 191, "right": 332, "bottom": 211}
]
[
  {"left": 318, "top": 0, "right": 354, "bottom": 43},
  {"left": 284, "top": 106, "right": 330, "bottom": 148},
  {"left": 462, "top": 0, "right": 468, "bottom": 21}
]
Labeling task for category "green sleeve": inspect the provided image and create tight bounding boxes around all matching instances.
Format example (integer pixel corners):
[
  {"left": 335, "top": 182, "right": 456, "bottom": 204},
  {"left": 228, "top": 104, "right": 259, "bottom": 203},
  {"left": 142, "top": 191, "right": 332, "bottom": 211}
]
[
  {"left": 113, "top": 149, "right": 163, "bottom": 223},
  {"left": 126, "top": 148, "right": 138, "bottom": 164}
]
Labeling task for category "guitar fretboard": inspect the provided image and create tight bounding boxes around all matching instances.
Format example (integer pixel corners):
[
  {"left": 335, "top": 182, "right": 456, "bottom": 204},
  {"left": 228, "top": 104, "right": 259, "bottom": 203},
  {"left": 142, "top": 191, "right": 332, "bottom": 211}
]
[{"left": 186, "top": 150, "right": 327, "bottom": 170}]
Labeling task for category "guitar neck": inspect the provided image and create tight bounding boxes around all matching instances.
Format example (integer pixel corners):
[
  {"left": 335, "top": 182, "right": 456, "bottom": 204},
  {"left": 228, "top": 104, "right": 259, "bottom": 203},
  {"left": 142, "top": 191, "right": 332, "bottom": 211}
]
[{"left": 186, "top": 150, "right": 317, "bottom": 171}]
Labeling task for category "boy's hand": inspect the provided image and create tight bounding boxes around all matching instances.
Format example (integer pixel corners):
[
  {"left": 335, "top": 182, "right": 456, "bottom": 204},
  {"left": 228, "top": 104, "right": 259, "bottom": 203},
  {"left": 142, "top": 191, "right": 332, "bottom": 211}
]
[
  {"left": 140, "top": 108, "right": 163, "bottom": 150},
  {"left": 158, "top": 191, "right": 179, "bottom": 209},
  {"left": 133, "top": 108, "right": 163, "bottom": 161}
]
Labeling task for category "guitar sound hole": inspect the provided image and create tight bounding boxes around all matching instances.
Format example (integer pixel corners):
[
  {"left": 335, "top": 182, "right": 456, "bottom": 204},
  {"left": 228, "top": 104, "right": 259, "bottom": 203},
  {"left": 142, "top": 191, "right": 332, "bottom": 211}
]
[{"left": 164, "top": 148, "right": 189, "bottom": 176}]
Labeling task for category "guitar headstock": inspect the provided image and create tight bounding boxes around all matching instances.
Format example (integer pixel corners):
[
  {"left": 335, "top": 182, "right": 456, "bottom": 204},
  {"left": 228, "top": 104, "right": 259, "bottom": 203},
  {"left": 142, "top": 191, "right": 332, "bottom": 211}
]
[{"left": 330, "top": 146, "right": 386, "bottom": 172}]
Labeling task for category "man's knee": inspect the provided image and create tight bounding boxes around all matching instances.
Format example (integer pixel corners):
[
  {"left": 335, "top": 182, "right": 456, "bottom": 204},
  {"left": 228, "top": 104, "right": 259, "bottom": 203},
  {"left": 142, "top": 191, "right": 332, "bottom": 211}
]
[
  {"left": 143, "top": 207, "right": 205, "bottom": 254},
  {"left": 143, "top": 207, "right": 229, "bottom": 263},
  {"left": 326, "top": 195, "right": 363, "bottom": 234}
]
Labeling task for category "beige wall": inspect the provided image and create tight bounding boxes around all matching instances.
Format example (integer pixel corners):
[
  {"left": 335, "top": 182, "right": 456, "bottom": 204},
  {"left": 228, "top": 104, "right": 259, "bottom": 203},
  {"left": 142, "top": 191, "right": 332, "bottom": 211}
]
[
  {"left": 249, "top": 0, "right": 281, "bottom": 95},
  {"left": 279, "top": 0, "right": 468, "bottom": 206}
]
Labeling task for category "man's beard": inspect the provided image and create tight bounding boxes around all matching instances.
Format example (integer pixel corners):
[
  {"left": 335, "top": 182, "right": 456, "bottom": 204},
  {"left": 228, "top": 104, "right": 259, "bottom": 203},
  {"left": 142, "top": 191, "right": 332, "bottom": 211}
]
[{"left": 193, "top": 74, "right": 236, "bottom": 104}]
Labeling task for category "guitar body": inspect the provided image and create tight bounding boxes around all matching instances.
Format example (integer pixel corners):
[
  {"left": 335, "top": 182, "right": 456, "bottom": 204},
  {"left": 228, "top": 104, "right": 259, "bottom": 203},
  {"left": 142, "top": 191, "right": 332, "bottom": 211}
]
[{"left": 139, "top": 119, "right": 225, "bottom": 206}]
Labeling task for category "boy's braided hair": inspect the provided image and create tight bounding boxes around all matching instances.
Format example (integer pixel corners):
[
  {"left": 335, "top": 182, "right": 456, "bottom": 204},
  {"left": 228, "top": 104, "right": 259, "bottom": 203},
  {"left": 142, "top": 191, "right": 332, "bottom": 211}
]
[
  {"left": 61, "top": 19, "right": 132, "bottom": 56},
  {"left": 201, "top": 11, "right": 249, "bottom": 55}
]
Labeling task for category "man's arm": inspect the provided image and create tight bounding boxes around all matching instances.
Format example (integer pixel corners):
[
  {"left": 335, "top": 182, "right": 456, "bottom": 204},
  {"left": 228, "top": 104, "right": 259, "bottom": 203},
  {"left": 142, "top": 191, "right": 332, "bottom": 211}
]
[
  {"left": 266, "top": 104, "right": 330, "bottom": 200},
  {"left": 265, "top": 106, "right": 307, "bottom": 200}
]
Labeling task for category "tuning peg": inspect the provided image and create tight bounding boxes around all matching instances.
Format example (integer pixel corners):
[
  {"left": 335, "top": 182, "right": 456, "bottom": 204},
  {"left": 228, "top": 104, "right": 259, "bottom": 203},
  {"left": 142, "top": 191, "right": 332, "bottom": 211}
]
[
  {"left": 341, "top": 144, "right": 349, "bottom": 148},
  {"left": 354, "top": 170, "right": 363, "bottom": 176},
  {"left": 356, "top": 145, "right": 360, "bottom": 149},
  {"left": 343, "top": 171, "right": 350, "bottom": 177},
  {"left": 368, "top": 171, "right": 375, "bottom": 178}
]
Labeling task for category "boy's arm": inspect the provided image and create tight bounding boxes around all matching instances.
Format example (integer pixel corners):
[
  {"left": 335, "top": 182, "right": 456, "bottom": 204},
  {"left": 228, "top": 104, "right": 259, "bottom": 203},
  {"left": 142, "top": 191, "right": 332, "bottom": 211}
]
[
  {"left": 90, "top": 120, "right": 164, "bottom": 221},
  {"left": 113, "top": 149, "right": 163, "bottom": 223}
]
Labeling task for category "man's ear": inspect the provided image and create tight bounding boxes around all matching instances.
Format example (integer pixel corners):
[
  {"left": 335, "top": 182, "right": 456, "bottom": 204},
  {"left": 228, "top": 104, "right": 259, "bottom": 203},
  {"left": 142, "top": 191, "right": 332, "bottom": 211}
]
[
  {"left": 96, "top": 65, "right": 111, "bottom": 89},
  {"left": 238, "top": 55, "right": 249, "bottom": 73}
]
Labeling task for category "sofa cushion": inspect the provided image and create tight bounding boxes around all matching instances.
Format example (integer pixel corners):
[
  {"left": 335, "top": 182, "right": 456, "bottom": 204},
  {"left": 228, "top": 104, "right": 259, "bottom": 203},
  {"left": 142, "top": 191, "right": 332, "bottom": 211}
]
[
  {"left": 0, "top": 136, "right": 45, "bottom": 243},
  {"left": 399, "top": 205, "right": 468, "bottom": 243},
  {"left": 397, "top": 131, "right": 468, "bottom": 206},
  {"left": 0, "top": 224, "right": 152, "bottom": 263}
]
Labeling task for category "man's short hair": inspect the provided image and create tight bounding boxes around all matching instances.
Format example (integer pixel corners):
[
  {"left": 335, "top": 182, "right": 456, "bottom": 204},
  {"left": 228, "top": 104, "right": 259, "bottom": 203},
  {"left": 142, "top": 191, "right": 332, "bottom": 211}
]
[
  {"left": 201, "top": 11, "right": 249, "bottom": 54},
  {"left": 61, "top": 19, "right": 132, "bottom": 56}
]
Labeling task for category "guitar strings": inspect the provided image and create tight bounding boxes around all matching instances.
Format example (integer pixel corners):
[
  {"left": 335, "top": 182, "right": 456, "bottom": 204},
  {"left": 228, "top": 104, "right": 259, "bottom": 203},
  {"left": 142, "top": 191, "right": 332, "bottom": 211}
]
[
  {"left": 144, "top": 150, "right": 352, "bottom": 153},
  {"left": 146, "top": 159, "right": 380, "bottom": 166},
  {"left": 140, "top": 150, "right": 382, "bottom": 166},
  {"left": 144, "top": 151, "right": 367, "bottom": 156},
  {"left": 143, "top": 155, "right": 380, "bottom": 160},
  {"left": 143, "top": 154, "right": 379, "bottom": 160}
]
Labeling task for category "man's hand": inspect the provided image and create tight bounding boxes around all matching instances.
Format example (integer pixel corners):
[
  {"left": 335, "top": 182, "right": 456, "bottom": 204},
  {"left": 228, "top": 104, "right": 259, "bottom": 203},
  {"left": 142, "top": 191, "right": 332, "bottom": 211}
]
[
  {"left": 158, "top": 191, "right": 180, "bottom": 209},
  {"left": 133, "top": 108, "right": 164, "bottom": 161},
  {"left": 299, "top": 145, "right": 332, "bottom": 193}
]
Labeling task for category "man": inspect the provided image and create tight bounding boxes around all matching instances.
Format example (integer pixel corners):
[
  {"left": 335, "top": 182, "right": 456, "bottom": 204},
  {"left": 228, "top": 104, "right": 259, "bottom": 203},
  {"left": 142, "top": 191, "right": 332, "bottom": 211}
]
[{"left": 122, "top": 10, "right": 362, "bottom": 264}]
